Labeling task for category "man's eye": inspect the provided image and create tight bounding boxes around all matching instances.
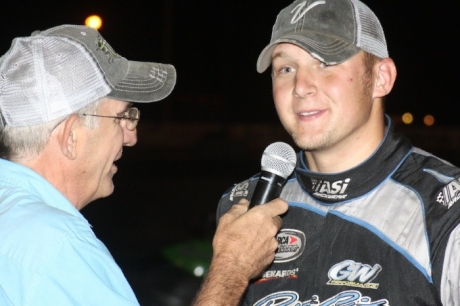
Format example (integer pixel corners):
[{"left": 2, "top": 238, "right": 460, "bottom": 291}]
[
  {"left": 280, "top": 67, "right": 294, "bottom": 73},
  {"left": 320, "top": 62, "right": 327, "bottom": 68}
]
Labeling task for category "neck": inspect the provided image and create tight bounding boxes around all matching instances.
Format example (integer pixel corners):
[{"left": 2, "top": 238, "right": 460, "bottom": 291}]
[
  {"left": 305, "top": 106, "right": 386, "bottom": 173},
  {"left": 17, "top": 143, "right": 88, "bottom": 211}
]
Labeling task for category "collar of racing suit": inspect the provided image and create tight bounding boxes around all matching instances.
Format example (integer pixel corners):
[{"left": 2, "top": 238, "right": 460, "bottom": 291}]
[{"left": 294, "top": 116, "right": 413, "bottom": 204}]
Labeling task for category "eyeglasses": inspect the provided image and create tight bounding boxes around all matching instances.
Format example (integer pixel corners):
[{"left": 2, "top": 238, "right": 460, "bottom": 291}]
[{"left": 82, "top": 107, "right": 140, "bottom": 131}]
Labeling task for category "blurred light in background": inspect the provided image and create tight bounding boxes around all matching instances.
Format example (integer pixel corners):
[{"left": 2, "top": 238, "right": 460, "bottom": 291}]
[
  {"left": 402, "top": 112, "right": 414, "bottom": 125},
  {"left": 193, "top": 266, "right": 205, "bottom": 277},
  {"left": 85, "top": 15, "right": 102, "bottom": 30},
  {"left": 424, "top": 114, "right": 435, "bottom": 126}
]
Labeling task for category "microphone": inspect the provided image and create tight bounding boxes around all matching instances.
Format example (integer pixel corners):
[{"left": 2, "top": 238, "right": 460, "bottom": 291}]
[{"left": 249, "top": 142, "right": 297, "bottom": 208}]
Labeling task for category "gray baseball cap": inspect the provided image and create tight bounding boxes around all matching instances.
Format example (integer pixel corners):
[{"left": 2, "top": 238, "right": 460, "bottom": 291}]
[
  {"left": 257, "top": 0, "right": 389, "bottom": 73},
  {"left": 0, "top": 24, "right": 176, "bottom": 127}
]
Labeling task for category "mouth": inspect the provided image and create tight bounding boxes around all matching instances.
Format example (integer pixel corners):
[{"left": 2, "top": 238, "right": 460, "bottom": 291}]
[
  {"left": 299, "top": 110, "right": 321, "bottom": 116},
  {"left": 298, "top": 110, "right": 325, "bottom": 118},
  {"left": 112, "top": 149, "right": 123, "bottom": 174},
  {"left": 114, "top": 148, "right": 123, "bottom": 162}
]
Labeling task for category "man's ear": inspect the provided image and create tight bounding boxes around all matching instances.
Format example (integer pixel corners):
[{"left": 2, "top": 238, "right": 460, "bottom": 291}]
[
  {"left": 57, "top": 115, "right": 80, "bottom": 160},
  {"left": 373, "top": 58, "right": 397, "bottom": 99}
]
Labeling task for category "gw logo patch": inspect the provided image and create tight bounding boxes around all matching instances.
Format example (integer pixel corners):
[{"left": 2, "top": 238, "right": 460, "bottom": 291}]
[{"left": 327, "top": 260, "right": 382, "bottom": 289}]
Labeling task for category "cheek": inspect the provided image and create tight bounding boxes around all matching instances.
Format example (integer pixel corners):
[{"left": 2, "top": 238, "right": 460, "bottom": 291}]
[
  {"left": 273, "top": 91, "right": 288, "bottom": 115},
  {"left": 272, "top": 82, "right": 291, "bottom": 104}
]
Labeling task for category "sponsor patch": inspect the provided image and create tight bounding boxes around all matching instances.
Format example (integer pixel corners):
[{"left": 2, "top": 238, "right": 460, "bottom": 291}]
[
  {"left": 253, "top": 290, "right": 389, "bottom": 306},
  {"left": 274, "top": 229, "right": 306, "bottom": 263},
  {"left": 311, "top": 178, "right": 351, "bottom": 200},
  {"left": 436, "top": 177, "right": 460, "bottom": 209},
  {"left": 256, "top": 268, "right": 299, "bottom": 283},
  {"left": 229, "top": 181, "right": 249, "bottom": 201},
  {"left": 327, "top": 260, "right": 382, "bottom": 289}
]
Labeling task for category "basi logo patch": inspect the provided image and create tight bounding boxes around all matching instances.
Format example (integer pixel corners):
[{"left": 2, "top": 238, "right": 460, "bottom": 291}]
[
  {"left": 311, "top": 178, "right": 351, "bottom": 200},
  {"left": 274, "top": 229, "right": 306, "bottom": 263}
]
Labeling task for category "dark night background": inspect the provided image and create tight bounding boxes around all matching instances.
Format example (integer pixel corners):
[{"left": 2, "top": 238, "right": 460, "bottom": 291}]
[
  {"left": 2, "top": 0, "right": 459, "bottom": 125},
  {"left": 1, "top": 1, "right": 459, "bottom": 305}
]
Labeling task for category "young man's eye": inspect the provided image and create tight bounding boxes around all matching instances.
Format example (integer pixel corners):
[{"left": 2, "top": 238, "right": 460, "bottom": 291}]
[{"left": 319, "top": 62, "right": 327, "bottom": 68}]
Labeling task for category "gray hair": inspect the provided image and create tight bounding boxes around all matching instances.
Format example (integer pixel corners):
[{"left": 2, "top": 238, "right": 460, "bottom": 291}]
[{"left": 0, "top": 98, "right": 104, "bottom": 162}]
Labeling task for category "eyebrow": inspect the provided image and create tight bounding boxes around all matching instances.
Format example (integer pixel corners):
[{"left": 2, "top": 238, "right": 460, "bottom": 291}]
[
  {"left": 271, "top": 51, "right": 290, "bottom": 62},
  {"left": 116, "top": 102, "right": 133, "bottom": 115},
  {"left": 124, "top": 103, "right": 133, "bottom": 111}
]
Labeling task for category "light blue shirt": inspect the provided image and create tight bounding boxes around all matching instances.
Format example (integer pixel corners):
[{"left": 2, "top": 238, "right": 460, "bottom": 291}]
[{"left": 0, "top": 158, "right": 139, "bottom": 305}]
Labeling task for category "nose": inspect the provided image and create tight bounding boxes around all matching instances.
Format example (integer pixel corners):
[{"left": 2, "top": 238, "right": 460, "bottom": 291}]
[
  {"left": 123, "top": 126, "right": 138, "bottom": 146},
  {"left": 293, "top": 68, "right": 316, "bottom": 98}
]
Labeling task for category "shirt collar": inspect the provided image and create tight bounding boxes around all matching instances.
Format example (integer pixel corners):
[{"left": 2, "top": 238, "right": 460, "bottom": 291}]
[{"left": 0, "top": 158, "right": 83, "bottom": 217}]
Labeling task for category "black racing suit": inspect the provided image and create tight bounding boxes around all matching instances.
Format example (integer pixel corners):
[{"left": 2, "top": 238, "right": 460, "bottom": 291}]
[{"left": 217, "top": 120, "right": 460, "bottom": 305}]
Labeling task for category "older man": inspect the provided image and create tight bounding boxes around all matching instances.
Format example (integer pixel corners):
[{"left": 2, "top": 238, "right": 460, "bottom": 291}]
[{"left": 0, "top": 25, "right": 287, "bottom": 305}]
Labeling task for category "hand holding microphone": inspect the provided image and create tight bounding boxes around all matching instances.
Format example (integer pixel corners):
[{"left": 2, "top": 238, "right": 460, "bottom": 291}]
[
  {"left": 194, "top": 142, "right": 296, "bottom": 305},
  {"left": 250, "top": 142, "right": 297, "bottom": 208}
]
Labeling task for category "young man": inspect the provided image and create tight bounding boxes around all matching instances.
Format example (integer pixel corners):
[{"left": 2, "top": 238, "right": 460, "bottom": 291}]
[
  {"left": 217, "top": 0, "right": 460, "bottom": 304},
  {"left": 0, "top": 24, "right": 288, "bottom": 305}
]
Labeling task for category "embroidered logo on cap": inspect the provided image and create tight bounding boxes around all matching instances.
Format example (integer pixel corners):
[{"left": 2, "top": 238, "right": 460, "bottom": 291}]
[
  {"left": 291, "top": 0, "right": 326, "bottom": 24},
  {"left": 95, "top": 35, "right": 120, "bottom": 63}
]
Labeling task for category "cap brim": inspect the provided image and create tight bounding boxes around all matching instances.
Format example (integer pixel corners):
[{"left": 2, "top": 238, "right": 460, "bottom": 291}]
[
  {"left": 107, "top": 60, "right": 176, "bottom": 103},
  {"left": 257, "top": 33, "right": 361, "bottom": 73}
]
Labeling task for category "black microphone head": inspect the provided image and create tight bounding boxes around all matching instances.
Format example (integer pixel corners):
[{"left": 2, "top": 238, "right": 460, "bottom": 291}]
[{"left": 261, "top": 142, "right": 297, "bottom": 179}]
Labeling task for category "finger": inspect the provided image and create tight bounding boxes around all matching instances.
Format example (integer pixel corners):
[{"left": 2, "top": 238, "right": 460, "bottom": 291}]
[
  {"left": 270, "top": 236, "right": 280, "bottom": 253},
  {"left": 224, "top": 198, "right": 250, "bottom": 219},
  {"left": 272, "top": 215, "right": 283, "bottom": 230},
  {"left": 235, "top": 198, "right": 250, "bottom": 208},
  {"left": 254, "top": 198, "right": 289, "bottom": 217}
]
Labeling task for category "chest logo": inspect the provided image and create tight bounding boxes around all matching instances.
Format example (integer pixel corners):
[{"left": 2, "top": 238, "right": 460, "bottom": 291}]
[
  {"left": 274, "top": 229, "right": 306, "bottom": 263},
  {"left": 254, "top": 290, "right": 389, "bottom": 306},
  {"left": 327, "top": 260, "right": 382, "bottom": 289},
  {"left": 256, "top": 268, "right": 299, "bottom": 283}
]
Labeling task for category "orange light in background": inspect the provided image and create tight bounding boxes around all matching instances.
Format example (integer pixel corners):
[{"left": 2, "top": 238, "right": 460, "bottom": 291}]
[
  {"left": 424, "top": 115, "right": 435, "bottom": 126},
  {"left": 85, "top": 15, "right": 102, "bottom": 30},
  {"left": 402, "top": 113, "right": 413, "bottom": 125}
]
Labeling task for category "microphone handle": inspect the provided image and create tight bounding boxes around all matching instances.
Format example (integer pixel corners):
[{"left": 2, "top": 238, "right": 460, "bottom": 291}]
[{"left": 249, "top": 170, "right": 286, "bottom": 208}]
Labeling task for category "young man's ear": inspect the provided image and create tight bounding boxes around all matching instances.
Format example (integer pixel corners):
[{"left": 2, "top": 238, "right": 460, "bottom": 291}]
[
  {"left": 373, "top": 58, "right": 397, "bottom": 99},
  {"left": 57, "top": 115, "right": 80, "bottom": 160}
]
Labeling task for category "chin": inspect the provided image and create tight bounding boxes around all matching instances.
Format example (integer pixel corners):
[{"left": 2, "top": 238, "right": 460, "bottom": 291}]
[{"left": 97, "top": 181, "right": 116, "bottom": 199}]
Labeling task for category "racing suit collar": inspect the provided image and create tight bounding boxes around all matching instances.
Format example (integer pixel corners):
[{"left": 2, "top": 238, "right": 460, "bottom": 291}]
[{"left": 294, "top": 116, "right": 413, "bottom": 203}]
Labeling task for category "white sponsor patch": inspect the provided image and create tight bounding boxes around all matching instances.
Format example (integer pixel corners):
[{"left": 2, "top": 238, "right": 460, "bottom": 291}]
[
  {"left": 436, "top": 177, "right": 460, "bottom": 209},
  {"left": 274, "top": 229, "right": 306, "bottom": 263},
  {"left": 253, "top": 290, "right": 389, "bottom": 306},
  {"left": 327, "top": 260, "right": 382, "bottom": 289},
  {"left": 229, "top": 181, "right": 249, "bottom": 201}
]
